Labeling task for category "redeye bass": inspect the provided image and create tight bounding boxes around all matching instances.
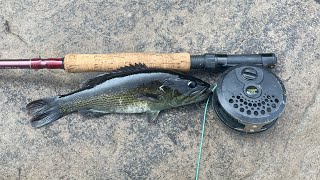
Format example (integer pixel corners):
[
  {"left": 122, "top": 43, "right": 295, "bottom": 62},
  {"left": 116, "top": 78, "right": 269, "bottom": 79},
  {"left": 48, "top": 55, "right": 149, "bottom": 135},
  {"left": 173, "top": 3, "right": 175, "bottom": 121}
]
[{"left": 27, "top": 64, "right": 211, "bottom": 128}]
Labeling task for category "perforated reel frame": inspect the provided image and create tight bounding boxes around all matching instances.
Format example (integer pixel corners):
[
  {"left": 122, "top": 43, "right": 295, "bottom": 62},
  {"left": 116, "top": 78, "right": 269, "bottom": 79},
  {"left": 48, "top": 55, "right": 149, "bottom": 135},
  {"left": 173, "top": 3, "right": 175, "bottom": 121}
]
[{"left": 213, "top": 65, "right": 286, "bottom": 133}]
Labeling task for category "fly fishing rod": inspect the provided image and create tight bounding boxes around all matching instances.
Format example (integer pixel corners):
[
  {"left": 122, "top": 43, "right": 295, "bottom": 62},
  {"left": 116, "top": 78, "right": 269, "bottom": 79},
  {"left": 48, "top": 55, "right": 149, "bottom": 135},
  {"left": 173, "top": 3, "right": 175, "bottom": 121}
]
[{"left": 0, "top": 53, "right": 276, "bottom": 72}]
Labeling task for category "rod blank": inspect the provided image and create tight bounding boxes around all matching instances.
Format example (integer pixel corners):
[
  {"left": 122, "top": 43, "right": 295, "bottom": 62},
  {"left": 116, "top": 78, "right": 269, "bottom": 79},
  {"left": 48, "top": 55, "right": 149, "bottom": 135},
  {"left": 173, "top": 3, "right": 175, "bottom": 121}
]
[{"left": 0, "top": 58, "right": 63, "bottom": 69}]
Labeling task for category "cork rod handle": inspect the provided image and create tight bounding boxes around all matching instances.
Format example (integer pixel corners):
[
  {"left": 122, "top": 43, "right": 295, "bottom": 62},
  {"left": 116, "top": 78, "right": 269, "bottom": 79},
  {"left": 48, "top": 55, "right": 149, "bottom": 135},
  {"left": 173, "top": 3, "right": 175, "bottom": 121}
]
[{"left": 64, "top": 53, "right": 191, "bottom": 73}]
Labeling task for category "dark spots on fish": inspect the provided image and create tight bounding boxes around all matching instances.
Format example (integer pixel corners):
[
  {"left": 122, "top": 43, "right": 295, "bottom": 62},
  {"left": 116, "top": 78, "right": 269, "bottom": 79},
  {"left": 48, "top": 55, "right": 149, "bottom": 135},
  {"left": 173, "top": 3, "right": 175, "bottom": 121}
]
[{"left": 167, "top": 133, "right": 177, "bottom": 145}]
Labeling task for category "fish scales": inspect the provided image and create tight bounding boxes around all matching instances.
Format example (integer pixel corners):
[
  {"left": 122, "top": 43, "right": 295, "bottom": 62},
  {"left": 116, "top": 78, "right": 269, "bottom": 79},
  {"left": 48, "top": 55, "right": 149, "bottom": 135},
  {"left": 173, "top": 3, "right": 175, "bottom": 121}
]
[
  {"left": 60, "top": 91, "right": 148, "bottom": 113},
  {"left": 60, "top": 95, "right": 143, "bottom": 113}
]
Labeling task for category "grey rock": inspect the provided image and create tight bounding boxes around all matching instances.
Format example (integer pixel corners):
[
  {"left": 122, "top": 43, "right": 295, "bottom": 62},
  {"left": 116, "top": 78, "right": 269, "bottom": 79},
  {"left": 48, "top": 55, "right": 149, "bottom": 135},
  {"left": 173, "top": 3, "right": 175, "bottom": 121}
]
[{"left": 0, "top": 0, "right": 319, "bottom": 179}]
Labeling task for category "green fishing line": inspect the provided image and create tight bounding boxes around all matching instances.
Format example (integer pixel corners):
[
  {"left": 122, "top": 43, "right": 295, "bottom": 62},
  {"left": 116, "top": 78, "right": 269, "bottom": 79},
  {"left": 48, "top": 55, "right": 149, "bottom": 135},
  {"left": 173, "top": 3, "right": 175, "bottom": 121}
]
[{"left": 195, "top": 84, "right": 217, "bottom": 180}]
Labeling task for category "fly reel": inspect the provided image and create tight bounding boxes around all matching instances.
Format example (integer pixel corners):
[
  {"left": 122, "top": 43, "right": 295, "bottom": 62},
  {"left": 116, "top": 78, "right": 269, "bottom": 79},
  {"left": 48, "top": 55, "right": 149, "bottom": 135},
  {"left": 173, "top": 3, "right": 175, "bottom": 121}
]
[{"left": 213, "top": 65, "right": 286, "bottom": 133}]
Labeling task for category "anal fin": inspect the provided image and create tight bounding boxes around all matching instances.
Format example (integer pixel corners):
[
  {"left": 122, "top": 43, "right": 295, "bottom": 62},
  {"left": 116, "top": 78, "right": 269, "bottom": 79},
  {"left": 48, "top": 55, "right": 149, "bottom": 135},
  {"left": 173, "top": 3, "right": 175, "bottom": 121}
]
[{"left": 79, "top": 109, "right": 109, "bottom": 118}]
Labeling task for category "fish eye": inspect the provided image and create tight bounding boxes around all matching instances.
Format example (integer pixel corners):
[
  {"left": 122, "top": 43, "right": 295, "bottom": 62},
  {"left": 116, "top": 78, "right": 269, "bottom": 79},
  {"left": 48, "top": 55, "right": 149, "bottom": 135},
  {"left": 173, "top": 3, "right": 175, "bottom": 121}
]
[{"left": 188, "top": 81, "right": 197, "bottom": 88}]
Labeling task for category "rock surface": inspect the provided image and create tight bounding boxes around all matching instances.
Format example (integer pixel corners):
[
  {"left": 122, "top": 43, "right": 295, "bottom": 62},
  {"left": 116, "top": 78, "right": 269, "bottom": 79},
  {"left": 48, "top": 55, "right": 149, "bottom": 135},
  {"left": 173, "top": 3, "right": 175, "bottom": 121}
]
[{"left": 0, "top": 0, "right": 319, "bottom": 179}]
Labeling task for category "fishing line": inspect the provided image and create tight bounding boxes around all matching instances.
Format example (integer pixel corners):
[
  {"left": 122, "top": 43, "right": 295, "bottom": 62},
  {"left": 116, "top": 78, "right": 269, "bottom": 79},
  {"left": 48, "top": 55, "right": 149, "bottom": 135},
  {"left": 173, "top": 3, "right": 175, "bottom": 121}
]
[
  {"left": 195, "top": 84, "right": 217, "bottom": 180},
  {"left": 195, "top": 65, "right": 286, "bottom": 179}
]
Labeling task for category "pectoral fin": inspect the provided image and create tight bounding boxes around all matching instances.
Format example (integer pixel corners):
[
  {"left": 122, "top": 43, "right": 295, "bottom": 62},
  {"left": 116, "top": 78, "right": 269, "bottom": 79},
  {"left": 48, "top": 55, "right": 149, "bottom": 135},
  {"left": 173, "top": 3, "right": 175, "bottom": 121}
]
[
  {"left": 136, "top": 93, "right": 160, "bottom": 102},
  {"left": 146, "top": 111, "right": 160, "bottom": 123}
]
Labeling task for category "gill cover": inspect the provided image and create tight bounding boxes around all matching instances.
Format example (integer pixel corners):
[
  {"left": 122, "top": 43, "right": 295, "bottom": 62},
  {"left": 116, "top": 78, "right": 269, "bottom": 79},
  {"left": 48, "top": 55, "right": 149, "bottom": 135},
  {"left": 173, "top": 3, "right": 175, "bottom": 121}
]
[{"left": 158, "top": 75, "right": 210, "bottom": 107}]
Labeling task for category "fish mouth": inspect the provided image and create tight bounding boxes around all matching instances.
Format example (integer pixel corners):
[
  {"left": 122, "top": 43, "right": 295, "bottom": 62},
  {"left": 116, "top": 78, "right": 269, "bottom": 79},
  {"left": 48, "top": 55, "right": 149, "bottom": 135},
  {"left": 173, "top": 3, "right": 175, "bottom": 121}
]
[
  {"left": 200, "top": 86, "right": 209, "bottom": 94},
  {"left": 189, "top": 86, "right": 211, "bottom": 98},
  {"left": 180, "top": 87, "right": 211, "bottom": 105},
  {"left": 175, "top": 86, "right": 211, "bottom": 106},
  {"left": 199, "top": 87, "right": 211, "bottom": 98}
]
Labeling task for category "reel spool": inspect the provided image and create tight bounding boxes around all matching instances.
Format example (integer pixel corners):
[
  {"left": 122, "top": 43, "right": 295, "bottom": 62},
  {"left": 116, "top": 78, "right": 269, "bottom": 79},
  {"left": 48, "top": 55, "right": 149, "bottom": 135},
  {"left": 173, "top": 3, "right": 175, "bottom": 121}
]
[{"left": 213, "top": 65, "right": 286, "bottom": 133}]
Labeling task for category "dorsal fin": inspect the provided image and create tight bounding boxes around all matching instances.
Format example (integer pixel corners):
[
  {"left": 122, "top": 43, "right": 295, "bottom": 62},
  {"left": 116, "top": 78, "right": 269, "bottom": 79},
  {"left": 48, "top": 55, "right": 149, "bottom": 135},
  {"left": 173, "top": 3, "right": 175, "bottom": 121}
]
[
  {"left": 81, "top": 63, "right": 149, "bottom": 89},
  {"left": 115, "top": 63, "right": 148, "bottom": 73}
]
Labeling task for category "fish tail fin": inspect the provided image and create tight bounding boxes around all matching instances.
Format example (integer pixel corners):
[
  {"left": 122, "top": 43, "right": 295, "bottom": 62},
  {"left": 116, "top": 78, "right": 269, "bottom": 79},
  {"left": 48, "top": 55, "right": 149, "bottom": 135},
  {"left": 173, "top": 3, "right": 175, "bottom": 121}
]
[{"left": 26, "top": 97, "right": 62, "bottom": 128}]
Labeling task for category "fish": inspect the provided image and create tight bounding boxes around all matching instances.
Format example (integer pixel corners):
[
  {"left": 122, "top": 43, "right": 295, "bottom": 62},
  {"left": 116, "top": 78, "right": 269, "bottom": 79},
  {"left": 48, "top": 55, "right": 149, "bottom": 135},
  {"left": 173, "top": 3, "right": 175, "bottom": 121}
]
[{"left": 26, "top": 64, "right": 211, "bottom": 128}]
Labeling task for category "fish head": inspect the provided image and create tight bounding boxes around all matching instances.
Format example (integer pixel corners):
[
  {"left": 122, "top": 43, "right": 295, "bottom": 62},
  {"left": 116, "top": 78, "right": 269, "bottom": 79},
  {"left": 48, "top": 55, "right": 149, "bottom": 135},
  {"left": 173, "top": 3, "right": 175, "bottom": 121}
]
[{"left": 159, "top": 74, "right": 211, "bottom": 107}]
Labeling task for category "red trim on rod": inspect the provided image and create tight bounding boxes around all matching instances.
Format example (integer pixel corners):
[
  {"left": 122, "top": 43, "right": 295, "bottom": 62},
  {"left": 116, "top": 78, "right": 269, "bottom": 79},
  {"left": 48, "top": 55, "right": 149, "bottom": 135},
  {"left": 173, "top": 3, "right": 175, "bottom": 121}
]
[{"left": 0, "top": 58, "right": 63, "bottom": 69}]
